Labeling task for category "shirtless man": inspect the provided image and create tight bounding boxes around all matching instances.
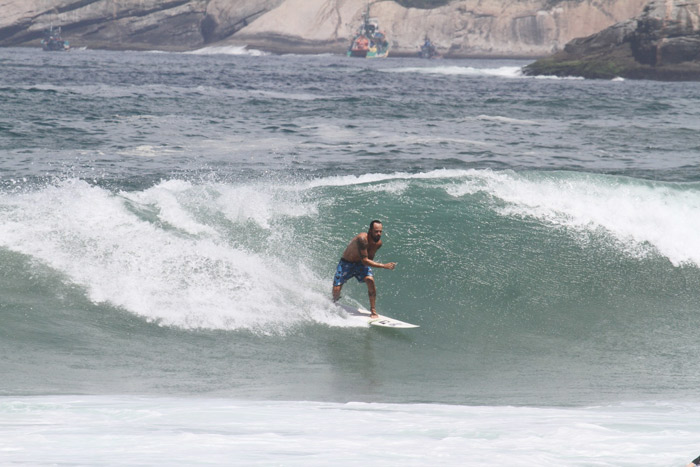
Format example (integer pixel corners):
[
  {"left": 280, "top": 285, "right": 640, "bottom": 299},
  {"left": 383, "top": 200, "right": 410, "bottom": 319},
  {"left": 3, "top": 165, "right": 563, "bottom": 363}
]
[{"left": 332, "top": 220, "right": 397, "bottom": 318}]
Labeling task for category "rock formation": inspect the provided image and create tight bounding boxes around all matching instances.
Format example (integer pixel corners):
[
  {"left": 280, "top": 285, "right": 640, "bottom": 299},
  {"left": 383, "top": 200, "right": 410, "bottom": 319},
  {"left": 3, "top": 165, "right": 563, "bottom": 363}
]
[
  {"left": 0, "top": 0, "right": 647, "bottom": 58},
  {"left": 523, "top": 0, "right": 700, "bottom": 80}
]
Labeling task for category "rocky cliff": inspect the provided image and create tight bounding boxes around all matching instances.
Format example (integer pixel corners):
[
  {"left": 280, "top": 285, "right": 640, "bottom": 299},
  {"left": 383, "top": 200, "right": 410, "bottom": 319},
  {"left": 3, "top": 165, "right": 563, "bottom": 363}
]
[
  {"left": 523, "top": 0, "right": 700, "bottom": 80},
  {"left": 0, "top": 0, "right": 647, "bottom": 57}
]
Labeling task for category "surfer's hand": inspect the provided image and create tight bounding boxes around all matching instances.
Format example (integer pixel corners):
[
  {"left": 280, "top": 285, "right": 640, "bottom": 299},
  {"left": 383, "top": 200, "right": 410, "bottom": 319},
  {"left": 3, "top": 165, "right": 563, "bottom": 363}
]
[{"left": 384, "top": 262, "right": 397, "bottom": 270}]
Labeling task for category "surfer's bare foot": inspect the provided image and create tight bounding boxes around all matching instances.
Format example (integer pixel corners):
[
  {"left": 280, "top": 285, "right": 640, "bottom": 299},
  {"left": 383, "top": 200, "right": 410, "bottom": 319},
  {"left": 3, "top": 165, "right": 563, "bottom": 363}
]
[{"left": 370, "top": 310, "right": 378, "bottom": 318}]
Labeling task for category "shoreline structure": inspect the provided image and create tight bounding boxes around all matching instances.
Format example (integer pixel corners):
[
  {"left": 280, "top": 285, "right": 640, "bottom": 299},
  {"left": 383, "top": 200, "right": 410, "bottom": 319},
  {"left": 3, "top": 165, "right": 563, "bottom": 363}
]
[{"left": 0, "top": 0, "right": 646, "bottom": 59}]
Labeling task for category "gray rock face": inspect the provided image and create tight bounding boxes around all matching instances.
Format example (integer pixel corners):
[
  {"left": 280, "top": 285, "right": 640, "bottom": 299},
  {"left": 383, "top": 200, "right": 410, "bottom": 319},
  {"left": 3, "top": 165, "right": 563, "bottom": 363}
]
[
  {"left": 0, "top": 0, "right": 209, "bottom": 50},
  {"left": 0, "top": 0, "right": 647, "bottom": 57},
  {"left": 231, "top": 0, "right": 647, "bottom": 57},
  {"left": 563, "top": 20, "right": 638, "bottom": 55},
  {"left": 657, "top": 35, "right": 700, "bottom": 64},
  {"left": 524, "top": 0, "right": 700, "bottom": 80},
  {"left": 630, "top": 0, "right": 700, "bottom": 65},
  {"left": 201, "top": 0, "right": 284, "bottom": 44}
]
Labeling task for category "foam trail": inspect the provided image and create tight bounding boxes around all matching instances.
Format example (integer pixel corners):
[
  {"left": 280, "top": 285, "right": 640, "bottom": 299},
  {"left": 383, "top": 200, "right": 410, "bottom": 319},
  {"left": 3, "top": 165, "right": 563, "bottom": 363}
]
[{"left": 0, "top": 179, "right": 355, "bottom": 331}]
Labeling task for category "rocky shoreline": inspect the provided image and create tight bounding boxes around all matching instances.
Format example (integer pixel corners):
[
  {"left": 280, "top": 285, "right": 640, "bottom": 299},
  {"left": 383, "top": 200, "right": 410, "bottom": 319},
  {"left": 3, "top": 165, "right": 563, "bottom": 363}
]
[
  {"left": 0, "top": 0, "right": 646, "bottom": 59},
  {"left": 523, "top": 0, "right": 700, "bottom": 80},
  {"left": 5, "top": 0, "right": 699, "bottom": 80}
]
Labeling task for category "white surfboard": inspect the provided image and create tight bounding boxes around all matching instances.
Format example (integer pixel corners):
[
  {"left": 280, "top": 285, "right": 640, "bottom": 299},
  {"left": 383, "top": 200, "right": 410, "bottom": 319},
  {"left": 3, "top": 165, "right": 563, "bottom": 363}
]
[{"left": 335, "top": 303, "right": 419, "bottom": 329}]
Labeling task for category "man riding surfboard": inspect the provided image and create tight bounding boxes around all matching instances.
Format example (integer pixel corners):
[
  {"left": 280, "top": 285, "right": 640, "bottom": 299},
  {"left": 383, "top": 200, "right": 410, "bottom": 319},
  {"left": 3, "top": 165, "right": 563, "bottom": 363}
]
[{"left": 332, "top": 220, "right": 397, "bottom": 318}]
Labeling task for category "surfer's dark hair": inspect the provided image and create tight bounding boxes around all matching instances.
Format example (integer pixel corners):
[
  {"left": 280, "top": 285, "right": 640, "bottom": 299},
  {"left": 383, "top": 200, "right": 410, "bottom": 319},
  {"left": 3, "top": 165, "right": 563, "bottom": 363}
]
[{"left": 369, "top": 219, "right": 382, "bottom": 230}]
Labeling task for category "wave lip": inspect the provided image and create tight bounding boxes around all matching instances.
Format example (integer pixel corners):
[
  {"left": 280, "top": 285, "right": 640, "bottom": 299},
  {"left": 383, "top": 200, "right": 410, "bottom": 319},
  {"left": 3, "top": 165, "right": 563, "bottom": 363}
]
[
  {"left": 448, "top": 170, "right": 700, "bottom": 267},
  {"left": 297, "top": 168, "right": 700, "bottom": 268}
]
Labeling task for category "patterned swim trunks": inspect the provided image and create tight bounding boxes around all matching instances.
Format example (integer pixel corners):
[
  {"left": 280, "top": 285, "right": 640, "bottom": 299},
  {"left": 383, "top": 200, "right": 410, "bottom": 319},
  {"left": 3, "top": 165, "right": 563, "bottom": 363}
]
[{"left": 333, "top": 258, "right": 373, "bottom": 286}]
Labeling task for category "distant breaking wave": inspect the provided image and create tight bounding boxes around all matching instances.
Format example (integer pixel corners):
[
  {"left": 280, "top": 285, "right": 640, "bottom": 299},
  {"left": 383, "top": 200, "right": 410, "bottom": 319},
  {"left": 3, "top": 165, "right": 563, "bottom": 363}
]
[
  {"left": 384, "top": 66, "right": 523, "bottom": 79},
  {"left": 187, "top": 45, "right": 267, "bottom": 56},
  {"left": 384, "top": 65, "right": 586, "bottom": 80}
]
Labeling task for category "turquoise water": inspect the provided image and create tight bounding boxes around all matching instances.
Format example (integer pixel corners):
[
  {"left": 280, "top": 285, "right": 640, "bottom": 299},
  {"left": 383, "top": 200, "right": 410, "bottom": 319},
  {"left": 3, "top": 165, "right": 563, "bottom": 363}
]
[{"left": 2, "top": 46, "right": 700, "bottom": 465}]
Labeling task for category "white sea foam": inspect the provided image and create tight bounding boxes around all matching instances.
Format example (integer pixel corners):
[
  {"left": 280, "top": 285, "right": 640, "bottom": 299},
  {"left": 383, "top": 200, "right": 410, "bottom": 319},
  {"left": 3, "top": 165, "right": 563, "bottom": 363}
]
[
  {"left": 530, "top": 73, "right": 585, "bottom": 80},
  {"left": 0, "top": 179, "right": 356, "bottom": 332},
  {"left": 251, "top": 89, "right": 332, "bottom": 101},
  {"left": 358, "top": 179, "right": 410, "bottom": 195},
  {"left": 298, "top": 168, "right": 470, "bottom": 190},
  {"left": 385, "top": 65, "right": 524, "bottom": 79},
  {"left": 475, "top": 114, "right": 541, "bottom": 125},
  {"left": 0, "top": 396, "right": 698, "bottom": 466},
  {"left": 14, "top": 82, "right": 325, "bottom": 103},
  {"left": 447, "top": 170, "right": 700, "bottom": 267},
  {"left": 187, "top": 45, "right": 267, "bottom": 56},
  {"left": 119, "top": 144, "right": 179, "bottom": 158},
  {"left": 384, "top": 63, "right": 579, "bottom": 80}
]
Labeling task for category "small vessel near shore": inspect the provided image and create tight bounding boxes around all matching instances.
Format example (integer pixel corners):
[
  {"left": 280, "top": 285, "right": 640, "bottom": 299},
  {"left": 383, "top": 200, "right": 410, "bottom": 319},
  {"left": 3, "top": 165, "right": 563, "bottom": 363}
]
[
  {"left": 347, "top": 6, "right": 389, "bottom": 58},
  {"left": 41, "top": 26, "right": 70, "bottom": 51},
  {"left": 418, "top": 35, "right": 440, "bottom": 59}
]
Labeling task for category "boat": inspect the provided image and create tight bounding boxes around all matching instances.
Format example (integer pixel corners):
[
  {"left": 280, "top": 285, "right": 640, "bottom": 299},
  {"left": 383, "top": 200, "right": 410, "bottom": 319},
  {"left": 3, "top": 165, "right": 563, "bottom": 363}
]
[
  {"left": 418, "top": 35, "right": 440, "bottom": 59},
  {"left": 347, "top": 6, "right": 389, "bottom": 58},
  {"left": 41, "top": 26, "right": 70, "bottom": 51}
]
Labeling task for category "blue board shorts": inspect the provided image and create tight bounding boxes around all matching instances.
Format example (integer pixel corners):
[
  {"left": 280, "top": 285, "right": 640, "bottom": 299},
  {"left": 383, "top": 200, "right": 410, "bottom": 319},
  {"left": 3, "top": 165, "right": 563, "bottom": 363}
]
[{"left": 333, "top": 258, "right": 373, "bottom": 286}]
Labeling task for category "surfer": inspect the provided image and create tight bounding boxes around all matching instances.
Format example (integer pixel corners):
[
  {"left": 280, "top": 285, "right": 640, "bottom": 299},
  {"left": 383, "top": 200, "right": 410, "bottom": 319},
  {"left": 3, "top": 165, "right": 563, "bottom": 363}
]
[{"left": 332, "top": 220, "right": 397, "bottom": 318}]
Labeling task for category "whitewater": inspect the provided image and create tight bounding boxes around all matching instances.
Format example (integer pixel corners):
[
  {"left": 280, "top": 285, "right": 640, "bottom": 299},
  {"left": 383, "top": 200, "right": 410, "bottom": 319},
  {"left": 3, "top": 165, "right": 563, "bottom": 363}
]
[{"left": 2, "top": 47, "right": 700, "bottom": 466}]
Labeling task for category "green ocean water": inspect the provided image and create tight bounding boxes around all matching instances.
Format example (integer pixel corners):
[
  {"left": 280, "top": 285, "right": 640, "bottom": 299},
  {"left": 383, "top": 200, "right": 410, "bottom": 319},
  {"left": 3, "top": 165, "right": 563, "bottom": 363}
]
[
  {"left": 2, "top": 47, "right": 700, "bottom": 408},
  {"left": 2, "top": 169, "right": 700, "bottom": 406}
]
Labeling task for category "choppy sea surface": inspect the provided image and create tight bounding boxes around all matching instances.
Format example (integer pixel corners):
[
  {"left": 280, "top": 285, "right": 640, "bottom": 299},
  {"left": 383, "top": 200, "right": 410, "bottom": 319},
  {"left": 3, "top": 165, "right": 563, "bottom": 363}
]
[{"left": 2, "top": 45, "right": 700, "bottom": 466}]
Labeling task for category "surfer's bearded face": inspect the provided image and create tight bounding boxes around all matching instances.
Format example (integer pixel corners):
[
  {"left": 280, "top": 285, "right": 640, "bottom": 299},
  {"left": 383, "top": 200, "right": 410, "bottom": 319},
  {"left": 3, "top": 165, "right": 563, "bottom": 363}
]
[{"left": 369, "top": 224, "right": 382, "bottom": 242}]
